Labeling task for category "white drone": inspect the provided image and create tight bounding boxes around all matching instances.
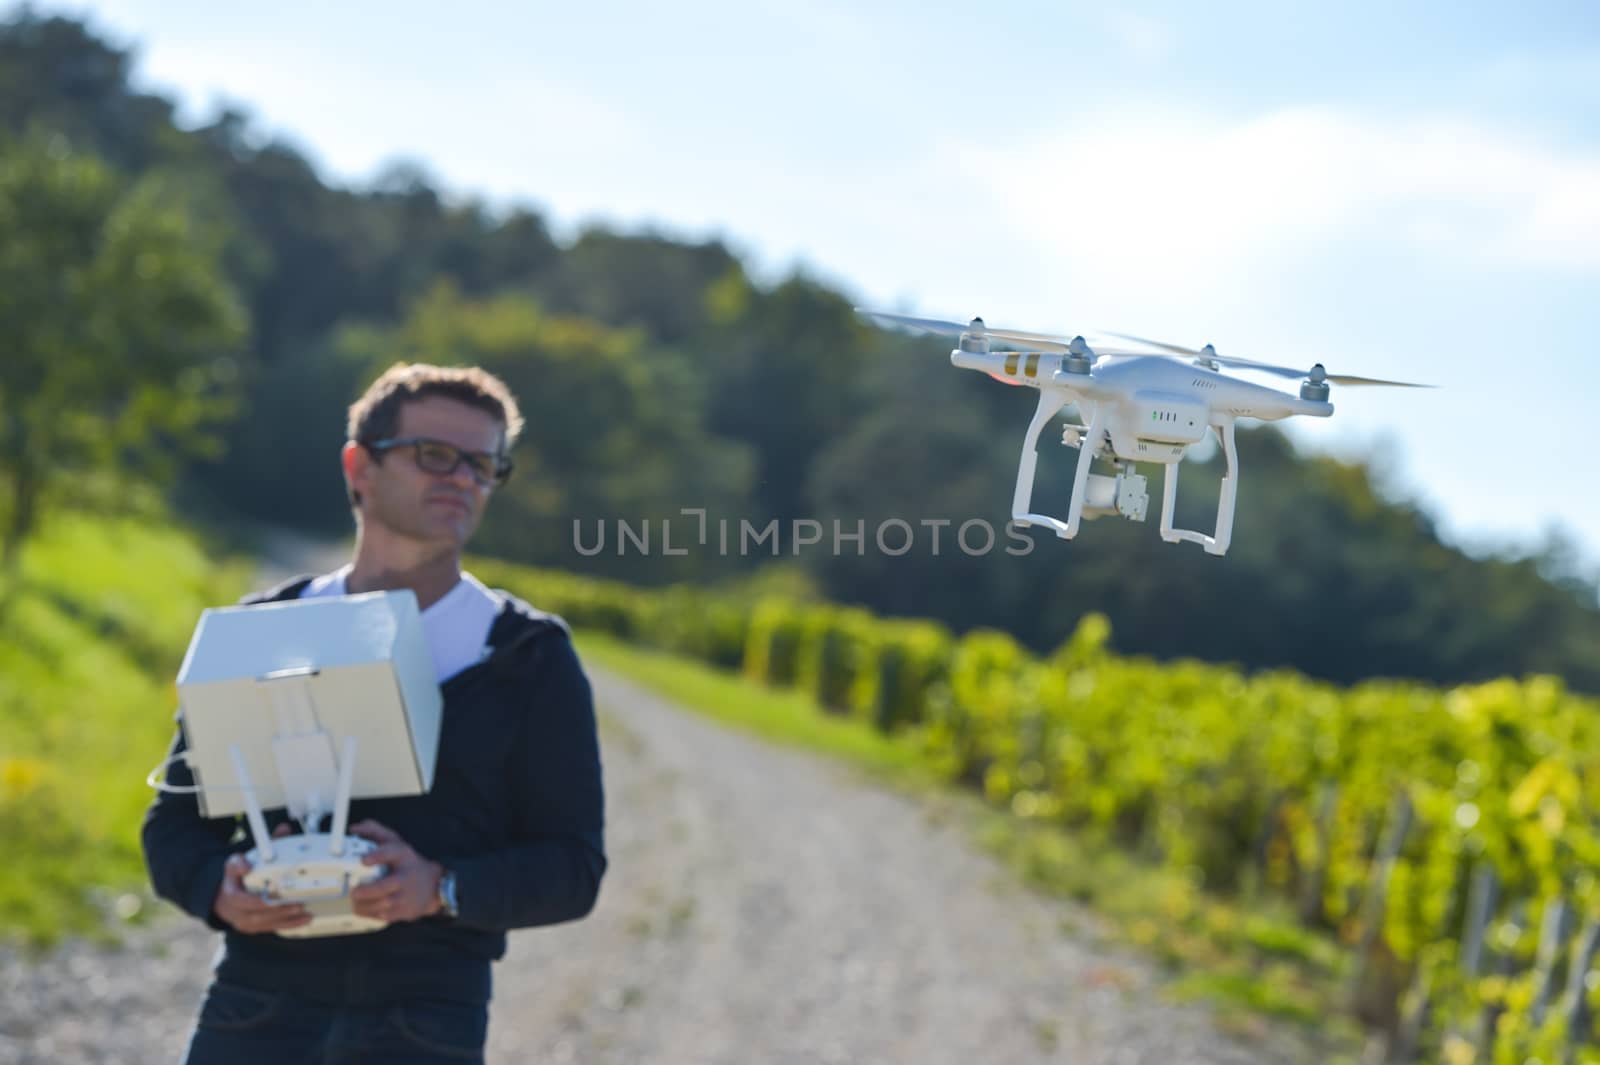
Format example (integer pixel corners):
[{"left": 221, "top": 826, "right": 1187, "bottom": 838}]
[{"left": 860, "top": 310, "right": 1430, "bottom": 556}]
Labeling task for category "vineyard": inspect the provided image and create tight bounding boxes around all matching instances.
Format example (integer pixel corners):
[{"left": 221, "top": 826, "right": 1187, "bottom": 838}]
[{"left": 472, "top": 558, "right": 1600, "bottom": 1065}]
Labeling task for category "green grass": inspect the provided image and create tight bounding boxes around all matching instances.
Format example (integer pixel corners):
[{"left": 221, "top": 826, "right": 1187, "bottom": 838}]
[
  {"left": 0, "top": 511, "right": 250, "bottom": 947},
  {"left": 576, "top": 629, "right": 1363, "bottom": 1061}
]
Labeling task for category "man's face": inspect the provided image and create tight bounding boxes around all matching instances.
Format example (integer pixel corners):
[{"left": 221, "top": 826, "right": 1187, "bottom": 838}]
[{"left": 347, "top": 395, "right": 506, "bottom": 550}]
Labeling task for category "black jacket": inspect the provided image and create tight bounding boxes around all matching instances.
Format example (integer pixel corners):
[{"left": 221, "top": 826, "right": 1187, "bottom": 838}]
[{"left": 141, "top": 575, "right": 606, "bottom": 982}]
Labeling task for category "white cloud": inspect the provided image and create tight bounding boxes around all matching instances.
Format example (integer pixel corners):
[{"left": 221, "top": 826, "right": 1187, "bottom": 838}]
[{"left": 947, "top": 105, "right": 1600, "bottom": 297}]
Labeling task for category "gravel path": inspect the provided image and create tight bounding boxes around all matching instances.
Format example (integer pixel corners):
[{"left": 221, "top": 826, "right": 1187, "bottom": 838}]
[{"left": 2, "top": 667, "right": 1313, "bottom": 1065}]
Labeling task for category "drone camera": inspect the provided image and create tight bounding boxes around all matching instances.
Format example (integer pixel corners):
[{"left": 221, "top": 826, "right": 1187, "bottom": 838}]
[
  {"left": 1116, "top": 473, "right": 1150, "bottom": 520},
  {"left": 1082, "top": 471, "right": 1150, "bottom": 522}
]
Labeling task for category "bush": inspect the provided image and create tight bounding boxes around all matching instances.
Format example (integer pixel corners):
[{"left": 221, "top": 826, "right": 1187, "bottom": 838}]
[
  {"left": 744, "top": 598, "right": 805, "bottom": 687},
  {"left": 794, "top": 605, "right": 877, "bottom": 714},
  {"left": 851, "top": 619, "right": 952, "bottom": 732}
]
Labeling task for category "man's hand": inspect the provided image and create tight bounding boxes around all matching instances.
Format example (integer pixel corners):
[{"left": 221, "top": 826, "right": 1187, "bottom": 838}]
[
  {"left": 212, "top": 824, "right": 312, "bottom": 935},
  {"left": 349, "top": 819, "right": 444, "bottom": 923}
]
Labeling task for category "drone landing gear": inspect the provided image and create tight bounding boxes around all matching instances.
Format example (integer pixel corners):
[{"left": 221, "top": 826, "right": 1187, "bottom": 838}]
[
  {"left": 1012, "top": 396, "right": 1148, "bottom": 537},
  {"left": 1011, "top": 392, "right": 1074, "bottom": 537},
  {"left": 1159, "top": 420, "right": 1238, "bottom": 556}
]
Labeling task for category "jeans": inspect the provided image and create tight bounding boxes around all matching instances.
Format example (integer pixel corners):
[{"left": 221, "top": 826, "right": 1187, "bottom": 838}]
[{"left": 182, "top": 979, "right": 489, "bottom": 1064}]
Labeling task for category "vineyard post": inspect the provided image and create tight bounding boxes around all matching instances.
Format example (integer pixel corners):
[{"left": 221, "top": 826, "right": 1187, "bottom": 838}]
[
  {"left": 1389, "top": 963, "right": 1433, "bottom": 1064},
  {"left": 1297, "top": 782, "right": 1339, "bottom": 926},
  {"left": 1246, "top": 791, "right": 1286, "bottom": 899},
  {"left": 1472, "top": 899, "right": 1524, "bottom": 1058},
  {"left": 1561, "top": 917, "right": 1600, "bottom": 1063},
  {"left": 1531, "top": 896, "right": 1573, "bottom": 1026},
  {"left": 1459, "top": 863, "right": 1501, "bottom": 978},
  {"left": 1347, "top": 790, "right": 1414, "bottom": 1012}
]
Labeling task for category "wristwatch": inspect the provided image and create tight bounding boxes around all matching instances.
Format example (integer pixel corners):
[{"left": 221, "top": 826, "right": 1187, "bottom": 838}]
[{"left": 436, "top": 869, "right": 460, "bottom": 918}]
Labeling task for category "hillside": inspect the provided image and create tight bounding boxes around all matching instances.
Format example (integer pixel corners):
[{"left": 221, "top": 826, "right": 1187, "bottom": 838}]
[{"left": 0, "top": 512, "right": 249, "bottom": 944}]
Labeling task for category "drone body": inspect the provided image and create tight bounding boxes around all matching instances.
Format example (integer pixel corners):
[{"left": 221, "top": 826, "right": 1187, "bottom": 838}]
[{"left": 862, "top": 310, "right": 1427, "bottom": 556}]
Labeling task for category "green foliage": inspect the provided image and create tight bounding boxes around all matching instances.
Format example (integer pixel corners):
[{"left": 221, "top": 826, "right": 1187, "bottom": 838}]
[
  {"left": 0, "top": 134, "right": 245, "bottom": 570},
  {"left": 540, "top": 230, "right": 741, "bottom": 343},
  {"left": 200, "top": 339, "right": 372, "bottom": 535},
  {"left": 698, "top": 271, "right": 878, "bottom": 526},
  {"left": 0, "top": 511, "right": 250, "bottom": 945},
  {"left": 923, "top": 628, "right": 1031, "bottom": 788},
  {"left": 650, "top": 590, "right": 752, "bottom": 670},
  {"left": 851, "top": 619, "right": 952, "bottom": 733},
  {"left": 744, "top": 599, "right": 807, "bottom": 688},
  {"left": 794, "top": 604, "right": 877, "bottom": 714}
]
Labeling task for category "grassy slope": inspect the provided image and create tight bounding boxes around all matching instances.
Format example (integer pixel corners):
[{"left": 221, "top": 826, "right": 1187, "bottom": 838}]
[{"left": 0, "top": 513, "right": 250, "bottom": 946}]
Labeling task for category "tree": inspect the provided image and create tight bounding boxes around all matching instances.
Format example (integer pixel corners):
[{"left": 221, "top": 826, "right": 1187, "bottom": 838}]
[
  {"left": 0, "top": 12, "right": 180, "bottom": 173},
  {"left": 0, "top": 137, "right": 245, "bottom": 577},
  {"left": 700, "top": 271, "right": 877, "bottom": 527}
]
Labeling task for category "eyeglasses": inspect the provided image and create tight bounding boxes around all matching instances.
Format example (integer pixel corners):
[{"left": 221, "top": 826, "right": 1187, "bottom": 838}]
[{"left": 362, "top": 437, "right": 514, "bottom": 487}]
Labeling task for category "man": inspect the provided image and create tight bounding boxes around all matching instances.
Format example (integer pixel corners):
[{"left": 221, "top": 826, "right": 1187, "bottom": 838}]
[{"left": 143, "top": 363, "right": 606, "bottom": 1064}]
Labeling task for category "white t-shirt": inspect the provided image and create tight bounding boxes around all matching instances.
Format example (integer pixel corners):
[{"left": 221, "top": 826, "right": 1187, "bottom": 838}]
[{"left": 300, "top": 565, "right": 504, "bottom": 684}]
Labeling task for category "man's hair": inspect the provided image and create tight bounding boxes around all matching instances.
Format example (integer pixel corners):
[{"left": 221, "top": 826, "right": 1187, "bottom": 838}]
[
  {"left": 347, "top": 362, "right": 525, "bottom": 452},
  {"left": 345, "top": 363, "right": 524, "bottom": 508}
]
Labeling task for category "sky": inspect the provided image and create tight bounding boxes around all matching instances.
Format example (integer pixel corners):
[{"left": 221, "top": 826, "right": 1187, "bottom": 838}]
[{"left": 35, "top": 0, "right": 1600, "bottom": 573}]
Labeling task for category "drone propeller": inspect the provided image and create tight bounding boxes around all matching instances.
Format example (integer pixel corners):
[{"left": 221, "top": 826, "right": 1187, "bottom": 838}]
[
  {"left": 858, "top": 309, "right": 1075, "bottom": 352},
  {"left": 856, "top": 310, "right": 981, "bottom": 337},
  {"left": 858, "top": 309, "right": 1150, "bottom": 357},
  {"left": 1105, "top": 333, "right": 1433, "bottom": 388}
]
